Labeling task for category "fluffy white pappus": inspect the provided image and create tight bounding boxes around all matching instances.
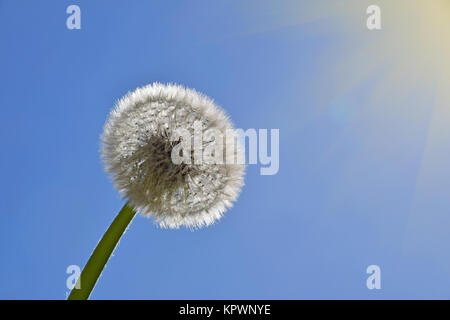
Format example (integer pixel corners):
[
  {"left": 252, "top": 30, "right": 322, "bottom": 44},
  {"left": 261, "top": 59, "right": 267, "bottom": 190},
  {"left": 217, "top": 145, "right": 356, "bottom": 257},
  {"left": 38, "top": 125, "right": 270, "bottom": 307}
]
[{"left": 101, "top": 83, "right": 245, "bottom": 229}]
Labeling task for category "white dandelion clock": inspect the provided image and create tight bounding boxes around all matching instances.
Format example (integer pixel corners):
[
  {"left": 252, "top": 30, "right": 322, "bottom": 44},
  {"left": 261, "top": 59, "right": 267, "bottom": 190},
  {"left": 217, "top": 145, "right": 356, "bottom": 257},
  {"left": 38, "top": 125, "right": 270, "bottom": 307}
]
[
  {"left": 69, "top": 83, "right": 245, "bottom": 299},
  {"left": 101, "top": 83, "right": 245, "bottom": 228}
]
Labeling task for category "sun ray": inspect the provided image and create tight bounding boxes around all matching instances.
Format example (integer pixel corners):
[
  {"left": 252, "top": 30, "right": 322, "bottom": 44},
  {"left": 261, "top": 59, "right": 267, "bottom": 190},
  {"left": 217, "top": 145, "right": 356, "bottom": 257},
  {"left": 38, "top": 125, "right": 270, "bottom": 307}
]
[{"left": 236, "top": 1, "right": 450, "bottom": 262}]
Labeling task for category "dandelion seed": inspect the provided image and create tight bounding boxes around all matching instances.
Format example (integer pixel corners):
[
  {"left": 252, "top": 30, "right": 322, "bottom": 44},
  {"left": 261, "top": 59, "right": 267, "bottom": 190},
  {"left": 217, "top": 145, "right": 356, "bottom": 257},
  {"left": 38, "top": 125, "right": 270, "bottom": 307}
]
[{"left": 101, "top": 83, "right": 245, "bottom": 228}]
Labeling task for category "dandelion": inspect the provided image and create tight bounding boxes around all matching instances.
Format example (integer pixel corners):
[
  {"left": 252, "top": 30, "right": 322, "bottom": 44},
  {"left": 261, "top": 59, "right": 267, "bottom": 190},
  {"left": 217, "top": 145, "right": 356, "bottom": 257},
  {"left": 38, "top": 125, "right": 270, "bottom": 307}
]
[{"left": 68, "top": 83, "right": 245, "bottom": 299}]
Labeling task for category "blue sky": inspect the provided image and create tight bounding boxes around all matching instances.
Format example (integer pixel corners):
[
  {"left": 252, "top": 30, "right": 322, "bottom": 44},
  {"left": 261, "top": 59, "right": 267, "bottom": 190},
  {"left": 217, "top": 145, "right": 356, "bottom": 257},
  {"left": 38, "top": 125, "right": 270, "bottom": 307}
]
[{"left": 1, "top": 1, "right": 450, "bottom": 299}]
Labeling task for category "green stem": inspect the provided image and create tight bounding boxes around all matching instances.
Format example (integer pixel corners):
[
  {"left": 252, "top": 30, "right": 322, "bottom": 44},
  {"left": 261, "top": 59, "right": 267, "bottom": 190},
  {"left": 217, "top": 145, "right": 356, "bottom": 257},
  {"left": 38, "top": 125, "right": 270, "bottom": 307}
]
[{"left": 68, "top": 203, "right": 136, "bottom": 300}]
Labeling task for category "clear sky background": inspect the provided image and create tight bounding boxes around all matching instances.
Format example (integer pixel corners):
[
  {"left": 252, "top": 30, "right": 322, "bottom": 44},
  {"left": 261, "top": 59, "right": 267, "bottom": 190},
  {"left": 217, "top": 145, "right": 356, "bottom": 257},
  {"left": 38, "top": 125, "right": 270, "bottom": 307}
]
[{"left": 1, "top": 0, "right": 450, "bottom": 299}]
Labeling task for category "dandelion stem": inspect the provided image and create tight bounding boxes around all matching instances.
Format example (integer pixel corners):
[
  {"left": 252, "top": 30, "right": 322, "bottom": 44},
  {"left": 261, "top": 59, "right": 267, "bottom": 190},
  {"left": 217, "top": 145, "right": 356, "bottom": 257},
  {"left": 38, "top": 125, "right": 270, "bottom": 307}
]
[{"left": 68, "top": 203, "right": 136, "bottom": 300}]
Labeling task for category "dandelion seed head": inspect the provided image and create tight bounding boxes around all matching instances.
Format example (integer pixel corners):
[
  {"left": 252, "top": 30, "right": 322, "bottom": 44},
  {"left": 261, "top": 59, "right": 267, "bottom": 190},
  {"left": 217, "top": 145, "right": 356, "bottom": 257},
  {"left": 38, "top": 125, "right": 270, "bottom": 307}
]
[{"left": 101, "top": 83, "right": 245, "bottom": 229}]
